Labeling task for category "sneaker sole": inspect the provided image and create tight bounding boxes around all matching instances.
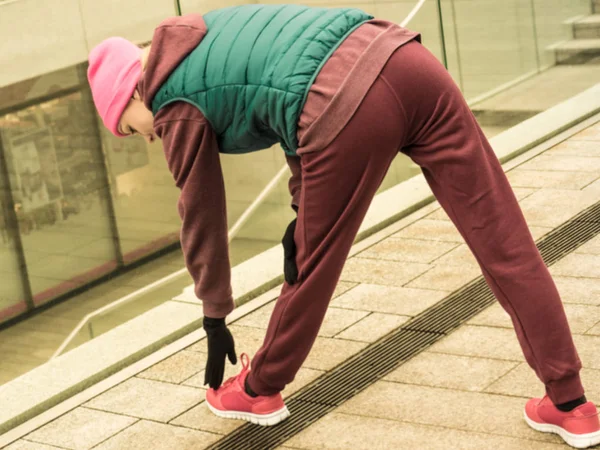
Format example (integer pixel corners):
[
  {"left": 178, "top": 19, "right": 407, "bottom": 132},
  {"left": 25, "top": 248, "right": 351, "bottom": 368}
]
[
  {"left": 206, "top": 401, "right": 291, "bottom": 427},
  {"left": 524, "top": 411, "right": 600, "bottom": 449}
]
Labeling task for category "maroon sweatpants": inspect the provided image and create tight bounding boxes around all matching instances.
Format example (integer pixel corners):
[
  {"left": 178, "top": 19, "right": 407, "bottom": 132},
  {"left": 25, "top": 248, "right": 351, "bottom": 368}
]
[{"left": 247, "top": 41, "right": 584, "bottom": 405}]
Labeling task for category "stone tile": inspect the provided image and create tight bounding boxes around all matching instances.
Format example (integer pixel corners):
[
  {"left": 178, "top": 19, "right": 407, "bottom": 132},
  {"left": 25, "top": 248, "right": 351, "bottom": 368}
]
[
  {"left": 93, "top": 420, "right": 220, "bottom": 450},
  {"left": 228, "top": 283, "right": 356, "bottom": 334},
  {"left": 25, "top": 407, "right": 137, "bottom": 450},
  {"left": 571, "top": 125, "right": 600, "bottom": 141},
  {"left": 427, "top": 228, "right": 550, "bottom": 270},
  {"left": 233, "top": 301, "right": 275, "bottom": 329},
  {"left": 426, "top": 208, "right": 449, "bottom": 221},
  {"left": 302, "top": 337, "right": 368, "bottom": 371},
  {"left": 468, "top": 303, "right": 512, "bottom": 328},
  {"left": 468, "top": 302, "right": 600, "bottom": 334},
  {"left": 530, "top": 226, "right": 554, "bottom": 241},
  {"left": 318, "top": 308, "right": 370, "bottom": 338},
  {"left": 282, "top": 367, "right": 325, "bottom": 399},
  {"left": 511, "top": 187, "right": 539, "bottom": 201},
  {"left": 550, "top": 253, "right": 600, "bottom": 279},
  {"left": 432, "top": 244, "right": 478, "bottom": 268},
  {"left": 84, "top": 378, "right": 204, "bottom": 422},
  {"left": 559, "top": 304, "right": 600, "bottom": 335},
  {"left": 332, "top": 281, "right": 358, "bottom": 299},
  {"left": 283, "top": 411, "right": 565, "bottom": 450},
  {"left": 554, "top": 276, "right": 600, "bottom": 306},
  {"left": 335, "top": 313, "right": 409, "bottom": 343},
  {"left": 545, "top": 139, "right": 600, "bottom": 157},
  {"left": 236, "top": 303, "right": 369, "bottom": 338},
  {"left": 583, "top": 178, "right": 600, "bottom": 195},
  {"left": 358, "top": 238, "right": 459, "bottom": 264},
  {"left": 384, "top": 352, "right": 518, "bottom": 392},
  {"left": 518, "top": 154, "right": 600, "bottom": 172},
  {"left": 393, "top": 219, "right": 465, "bottom": 243},
  {"left": 587, "top": 322, "right": 600, "bottom": 335},
  {"left": 187, "top": 325, "right": 266, "bottom": 357},
  {"left": 519, "top": 189, "right": 597, "bottom": 227},
  {"left": 182, "top": 362, "right": 238, "bottom": 391},
  {"left": 406, "top": 265, "right": 481, "bottom": 291},
  {"left": 137, "top": 351, "right": 206, "bottom": 384},
  {"left": 507, "top": 169, "right": 598, "bottom": 189},
  {"left": 573, "top": 334, "right": 600, "bottom": 369},
  {"left": 574, "top": 234, "right": 600, "bottom": 255},
  {"left": 3, "top": 442, "right": 66, "bottom": 450},
  {"left": 331, "top": 284, "right": 449, "bottom": 316},
  {"left": 485, "top": 363, "right": 600, "bottom": 405},
  {"left": 170, "top": 401, "right": 244, "bottom": 435},
  {"left": 429, "top": 325, "right": 524, "bottom": 361},
  {"left": 340, "top": 257, "right": 431, "bottom": 287},
  {"left": 336, "top": 382, "right": 561, "bottom": 444}
]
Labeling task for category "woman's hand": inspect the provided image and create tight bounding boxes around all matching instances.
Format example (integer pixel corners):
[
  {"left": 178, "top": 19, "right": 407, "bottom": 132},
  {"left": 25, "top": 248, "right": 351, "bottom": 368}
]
[
  {"left": 203, "top": 316, "right": 237, "bottom": 389},
  {"left": 282, "top": 218, "right": 298, "bottom": 284}
]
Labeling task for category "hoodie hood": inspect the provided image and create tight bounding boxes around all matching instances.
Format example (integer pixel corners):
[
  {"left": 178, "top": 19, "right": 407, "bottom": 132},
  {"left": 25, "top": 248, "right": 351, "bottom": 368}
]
[{"left": 137, "top": 14, "right": 208, "bottom": 111}]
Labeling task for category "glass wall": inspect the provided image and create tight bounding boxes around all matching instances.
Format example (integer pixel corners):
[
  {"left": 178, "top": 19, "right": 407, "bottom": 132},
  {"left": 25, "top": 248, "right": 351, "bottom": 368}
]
[
  {"left": 0, "top": 76, "right": 118, "bottom": 306},
  {"left": 534, "top": 0, "right": 591, "bottom": 68},
  {"left": 1, "top": 0, "right": 597, "bottom": 330},
  {"left": 0, "top": 0, "right": 184, "bottom": 326},
  {"left": 438, "top": 0, "right": 539, "bottom": 100},
  {"left": 0, "top": 150, "right": 29, "bottom": 324}
]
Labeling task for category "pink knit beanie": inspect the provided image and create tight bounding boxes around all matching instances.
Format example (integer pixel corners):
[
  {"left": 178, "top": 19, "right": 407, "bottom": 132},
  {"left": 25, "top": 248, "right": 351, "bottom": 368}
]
[{"left": 87, "top": 37, "right": 142, "bottom": 137}]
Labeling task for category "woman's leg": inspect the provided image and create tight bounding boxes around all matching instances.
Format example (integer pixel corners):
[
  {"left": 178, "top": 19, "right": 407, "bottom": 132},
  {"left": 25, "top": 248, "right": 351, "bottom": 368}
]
[
  {"left": 381, "top": 41, "right": 583, "bottom": 404},
  {"left": 247, "top": 75, "right": 407, "bottom": 396}
]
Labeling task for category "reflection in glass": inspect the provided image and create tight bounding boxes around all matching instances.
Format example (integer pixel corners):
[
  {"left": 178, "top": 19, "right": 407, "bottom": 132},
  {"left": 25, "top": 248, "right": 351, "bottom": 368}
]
[{"left": 1, "top": 89, "right": 118, "bottom": 307}]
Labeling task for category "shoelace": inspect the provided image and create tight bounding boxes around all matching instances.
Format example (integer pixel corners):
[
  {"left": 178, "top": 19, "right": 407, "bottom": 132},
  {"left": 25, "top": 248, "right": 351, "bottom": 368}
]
[{"left": 220, "top": 353, "right": 251, "bottom": 389}]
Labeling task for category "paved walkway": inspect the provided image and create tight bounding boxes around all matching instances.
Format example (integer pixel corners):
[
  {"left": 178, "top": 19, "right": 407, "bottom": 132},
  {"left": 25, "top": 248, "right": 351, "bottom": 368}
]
[{"left": 4, "top": 119, "right": 600, "bottom": 449}]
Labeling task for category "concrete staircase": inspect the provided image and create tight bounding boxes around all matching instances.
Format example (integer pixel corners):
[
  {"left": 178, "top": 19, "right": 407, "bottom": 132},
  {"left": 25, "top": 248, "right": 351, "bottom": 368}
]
[{"left": 554, "top": 2, "right": 600, "bottom": 64}]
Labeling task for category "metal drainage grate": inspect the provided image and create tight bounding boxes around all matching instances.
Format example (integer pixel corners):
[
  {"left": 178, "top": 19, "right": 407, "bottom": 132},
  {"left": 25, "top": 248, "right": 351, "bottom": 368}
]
[{"left": 208, "top": 200, "right": 600, "bottom": 450}]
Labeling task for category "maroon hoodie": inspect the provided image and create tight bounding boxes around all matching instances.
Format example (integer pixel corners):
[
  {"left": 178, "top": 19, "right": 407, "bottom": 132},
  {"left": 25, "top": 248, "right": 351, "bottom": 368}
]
[{"left": 137, "top": 13, "right": 419, "bottom": 319}]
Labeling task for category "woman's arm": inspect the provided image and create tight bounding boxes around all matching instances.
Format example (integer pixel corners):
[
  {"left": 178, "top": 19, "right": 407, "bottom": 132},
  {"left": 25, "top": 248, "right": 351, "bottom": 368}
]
[{"left": 155, "top": 102, "right": 234, "bottom": 319}]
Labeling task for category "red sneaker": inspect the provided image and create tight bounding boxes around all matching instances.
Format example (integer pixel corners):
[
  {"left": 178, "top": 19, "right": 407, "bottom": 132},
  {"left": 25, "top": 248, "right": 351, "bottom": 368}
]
[
  {"left": 524, "top": 395, "right": 600, "bottom": 448},
  {"left": 205, "top": 353, "right": 290, "bottom": 426}
]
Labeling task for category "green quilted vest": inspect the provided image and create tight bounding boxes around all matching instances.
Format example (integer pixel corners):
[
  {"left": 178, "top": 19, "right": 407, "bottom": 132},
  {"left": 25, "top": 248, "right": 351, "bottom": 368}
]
[{"left": 151, "top": 4, "right": 372, "bottom": 155}]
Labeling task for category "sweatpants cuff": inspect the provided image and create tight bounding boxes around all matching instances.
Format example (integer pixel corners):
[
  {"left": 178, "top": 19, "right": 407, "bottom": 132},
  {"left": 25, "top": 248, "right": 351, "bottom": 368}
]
[
  {"left": 246, "top": 371, "right": 280, "bottom": 397},
  {"left": 545, "top": 372, "right": 585, "bottom": 405}
]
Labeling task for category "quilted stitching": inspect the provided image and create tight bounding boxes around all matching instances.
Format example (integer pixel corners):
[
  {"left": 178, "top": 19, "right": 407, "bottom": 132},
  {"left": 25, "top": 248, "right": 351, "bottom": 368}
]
[{"left": 152, "top": 4, "right": 372, "bottom": 155}]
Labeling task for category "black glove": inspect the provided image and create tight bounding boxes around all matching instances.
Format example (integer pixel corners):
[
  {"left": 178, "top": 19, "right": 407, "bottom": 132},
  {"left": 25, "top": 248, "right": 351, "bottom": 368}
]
[
  {"left": 282, "top": 218, "right": 298, "bottom": 285},
  {"left": 203, "top": 316, "right": 237, "bottom": 389}
]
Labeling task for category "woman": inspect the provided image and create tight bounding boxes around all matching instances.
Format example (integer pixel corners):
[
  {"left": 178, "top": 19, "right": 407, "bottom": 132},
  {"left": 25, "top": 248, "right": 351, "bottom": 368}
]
[{"left": 87, "top": 4, "right": 599, "bottom": 446}]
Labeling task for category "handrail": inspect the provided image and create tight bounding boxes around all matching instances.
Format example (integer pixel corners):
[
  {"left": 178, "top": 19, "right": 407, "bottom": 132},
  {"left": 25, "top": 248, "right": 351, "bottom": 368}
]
[
  {"left": 50, "top": 0, "right": 430, "bottom": 360},
  {"left": 401, "top": 0, "right": 427, "bottom": 27},
  {"left": 51, "top": 164, "right": 291, "bottom": 359}
]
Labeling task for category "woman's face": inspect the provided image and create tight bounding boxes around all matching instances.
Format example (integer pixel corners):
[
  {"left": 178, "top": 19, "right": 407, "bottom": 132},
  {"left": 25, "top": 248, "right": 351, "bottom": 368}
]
[{"left": 118, "top": 90, "right": 156, "bottom": 143}]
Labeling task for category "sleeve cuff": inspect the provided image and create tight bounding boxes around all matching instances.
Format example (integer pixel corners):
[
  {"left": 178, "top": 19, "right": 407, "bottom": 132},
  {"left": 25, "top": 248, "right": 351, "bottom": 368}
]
[{"left": 202, "top": 297, "right": 235, "bottom": 319}]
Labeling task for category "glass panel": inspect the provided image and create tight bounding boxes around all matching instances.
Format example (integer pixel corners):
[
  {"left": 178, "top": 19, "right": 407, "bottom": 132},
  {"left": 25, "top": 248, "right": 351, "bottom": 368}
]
[
  {"left": 79, "top": 0, "right": 176, "bottom": 48},
  {"left": 0, "top": 0, "right": 88, "bottom": 94},
  {"left": 373, "top": 0, "right": 446, "bottom": 61},
  {"left": 222, "top": 148, "right": 296, "bottom": 266},
  {"left": 534, "top": 0, "right": 591, "bottom": 68},
  {"left": 441, "top": 0, "right": 538, "bottom": 100},
  {"left": 443, "top": 0, "right": 597, "bottom": 137},
  {"left": 179, "top": 0, "right": 253, "bottom": 14},
  {"left": 101, "top": 130, "right": 182, "bottom": 264},
  {"left": 0, "top": 89, "right": 119, "bottom": 306},
  {"left": 0, "top": 158, "right": 29, "bottom": 325},
  {"left": 373, "top": 0, "right": 444, "bottom": 193}
]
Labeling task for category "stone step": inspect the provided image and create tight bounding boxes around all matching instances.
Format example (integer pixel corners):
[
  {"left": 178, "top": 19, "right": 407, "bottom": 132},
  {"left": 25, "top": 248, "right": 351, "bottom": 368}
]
[
  {"left": 574, "top": 15, "right": 600, "bottom": 39},
  {"left": 553, "top": 38, "right": 600, "bottom": 64}
]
